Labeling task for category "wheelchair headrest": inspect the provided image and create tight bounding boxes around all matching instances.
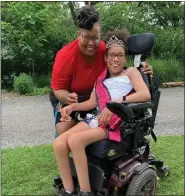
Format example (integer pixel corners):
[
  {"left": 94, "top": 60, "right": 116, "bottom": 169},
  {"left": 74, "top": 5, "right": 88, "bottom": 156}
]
[{"left": 128, "top": 33, "right": 154, "bottom": 55}]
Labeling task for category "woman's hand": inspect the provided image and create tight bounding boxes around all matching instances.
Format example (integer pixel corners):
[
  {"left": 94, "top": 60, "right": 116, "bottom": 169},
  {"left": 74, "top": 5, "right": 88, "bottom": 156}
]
[
  {"left": 68, "top": 92, "right": 78, "bottom": 104},
  {"left": 141, "top": 61, "right": 153, "bottom": 78},
  {"left": 60, "top": 105, "right": 73, "bottom": 122},
  {"left": 98, "top": 107, "right": 113, "bottom": 125}
]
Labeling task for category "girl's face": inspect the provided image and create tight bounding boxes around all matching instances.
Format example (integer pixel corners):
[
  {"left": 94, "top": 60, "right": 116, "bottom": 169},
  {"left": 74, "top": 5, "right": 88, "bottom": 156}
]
[{"left": 104, "top": 46, "right": 127, "bottom": 77}]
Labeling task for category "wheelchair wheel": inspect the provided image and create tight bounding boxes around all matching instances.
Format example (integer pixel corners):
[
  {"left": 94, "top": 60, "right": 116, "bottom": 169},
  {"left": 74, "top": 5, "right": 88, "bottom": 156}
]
[{"left": 126, "top": 168, "right": 157, "bottom": 196}]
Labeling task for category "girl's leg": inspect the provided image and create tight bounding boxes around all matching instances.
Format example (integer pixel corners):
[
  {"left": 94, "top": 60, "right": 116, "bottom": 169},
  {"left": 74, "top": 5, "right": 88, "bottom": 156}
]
[
  {"left": 68, "top": 127, "right": 107, "bottom": 192},
  {"left": 56, "top": 120, "right": 77, "bottom": 136},
  {"left": 53, "top": 122, "right": 90, "bottom": 192}
]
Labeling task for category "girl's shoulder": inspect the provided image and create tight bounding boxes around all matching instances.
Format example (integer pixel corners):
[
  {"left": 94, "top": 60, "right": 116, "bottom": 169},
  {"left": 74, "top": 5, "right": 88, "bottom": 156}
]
[{"left": 124, "top": 67, "right": 137, "bottom": 76}]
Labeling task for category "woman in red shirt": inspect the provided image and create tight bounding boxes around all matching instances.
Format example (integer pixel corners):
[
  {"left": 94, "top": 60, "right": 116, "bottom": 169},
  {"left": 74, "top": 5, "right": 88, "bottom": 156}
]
[{"left": 51, "top": 5, "right": 152, "bottom": 136}]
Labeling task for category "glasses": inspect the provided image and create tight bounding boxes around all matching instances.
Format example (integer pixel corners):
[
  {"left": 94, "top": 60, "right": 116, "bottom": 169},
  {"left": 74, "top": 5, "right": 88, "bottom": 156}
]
[
  {"left": 80, "top": 34, "right": 100, "bottom": 44},
  {"left": 107, "top": 53, "right": 125, "bottom": 60}
]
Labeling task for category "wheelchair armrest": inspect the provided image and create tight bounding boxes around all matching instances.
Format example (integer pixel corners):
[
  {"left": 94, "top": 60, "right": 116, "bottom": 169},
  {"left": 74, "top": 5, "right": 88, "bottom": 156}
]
[
  {"left": 106, "top": 101, "right": 152, "bottom": 121},
  {"left": 126, "top": 102, "right": 152, "bottom": 111},
  {"left": 106, "top": 102, "right": 133, "bottom": 121}
]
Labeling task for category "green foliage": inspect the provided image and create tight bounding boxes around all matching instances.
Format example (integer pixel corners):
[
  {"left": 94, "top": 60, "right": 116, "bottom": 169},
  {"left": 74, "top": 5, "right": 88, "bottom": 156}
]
[
  {"left": 126, "top": 57, "right": 183, "bottom": 83},
  {"left": 33, "top": 74, "right": 51, "bottom": 88},
  {"left": 152, "top": 28, "right": 184, "bottom": 61},
  {"left": 1, "top": 2, "right": 76, "bottom": 78},
  {"left": 150, "top": 58, "right": 184, "bottom": 83},
  {"left": 26, "top": 87, "right": 50, "bottom": 96},
  {"left": 96, "top": 2, "right": 184, "bottom": 60},
  {"left": 1, "top": 1, "right": 184, "bottom": 89},
  {"left": 13, "top": 73, "right": 34, "bottom": 94}
]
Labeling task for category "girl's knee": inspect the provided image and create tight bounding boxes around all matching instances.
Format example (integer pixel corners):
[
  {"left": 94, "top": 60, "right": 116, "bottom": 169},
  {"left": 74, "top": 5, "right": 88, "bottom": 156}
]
[
  {"left": 53, "top": 137, "right": 69, "bottom": 153},
  {"left": 68, "top": 134, "right": 84, "bottom": 150}
]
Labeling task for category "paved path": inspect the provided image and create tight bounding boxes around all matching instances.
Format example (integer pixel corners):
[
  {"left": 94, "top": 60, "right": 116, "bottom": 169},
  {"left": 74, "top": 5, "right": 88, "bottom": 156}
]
[{"left": 2, "top": 87, "right": 184, "bottom": 148}]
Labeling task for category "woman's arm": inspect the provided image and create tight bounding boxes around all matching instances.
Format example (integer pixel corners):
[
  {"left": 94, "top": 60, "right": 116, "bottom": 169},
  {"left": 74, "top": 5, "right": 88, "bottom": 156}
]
[{"left": 54, "top": 89, "right": 71, "bottom": 105}]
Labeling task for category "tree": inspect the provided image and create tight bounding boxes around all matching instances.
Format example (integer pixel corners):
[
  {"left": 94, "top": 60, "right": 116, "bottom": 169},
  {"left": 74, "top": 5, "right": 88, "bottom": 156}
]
[
  {"left": 1, "top": 2, "right": 76, "bottom": 80},
  {"left": 137, "top": 2, "right": 183, "bottom": 29},
  {"left": 95, "top": 2, "right": 183, "bottom": 59},
  {"left": 68, "top": 2, "right": 77, "bottom": 27}
]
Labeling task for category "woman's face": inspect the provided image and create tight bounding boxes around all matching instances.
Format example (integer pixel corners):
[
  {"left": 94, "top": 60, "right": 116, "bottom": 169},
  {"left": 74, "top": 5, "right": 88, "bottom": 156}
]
[
  {"left": 104, "top": 46, "right": 127, "bottom": 77},
  {"left": 78, "top": 23, "right": 101, "bottom": 57}
]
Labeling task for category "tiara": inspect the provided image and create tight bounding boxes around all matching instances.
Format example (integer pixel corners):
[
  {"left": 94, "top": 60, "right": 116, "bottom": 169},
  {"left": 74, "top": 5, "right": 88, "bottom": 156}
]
[{"left": 106, "top": 35, "right": 124, "bottom": 48}]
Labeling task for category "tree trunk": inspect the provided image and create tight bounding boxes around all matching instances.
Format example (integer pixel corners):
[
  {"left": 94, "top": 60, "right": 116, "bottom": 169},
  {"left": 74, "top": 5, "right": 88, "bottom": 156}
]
[{"left": 68, "top": 2, "right": 77, "bottom": 27}]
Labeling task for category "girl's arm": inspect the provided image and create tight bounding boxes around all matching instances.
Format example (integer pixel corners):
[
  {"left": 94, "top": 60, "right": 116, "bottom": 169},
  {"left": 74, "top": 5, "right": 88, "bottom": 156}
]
[
  {"left": 70, "top": 90, "right": 97, "bottom": 112},
  {"left": 112, "top": 68, "right": 151, "bottom": 103},
  {"left": 60, "top": 91, "right": 97, "bottom": 121}
]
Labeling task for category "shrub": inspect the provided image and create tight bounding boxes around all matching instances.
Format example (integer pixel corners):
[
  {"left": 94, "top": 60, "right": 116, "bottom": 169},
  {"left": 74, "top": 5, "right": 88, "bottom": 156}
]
[
  {"left": 27, "top": 86, "right": 50, "bottom": 96},
  {"left": 151, "top": 58, "right": 184, "bottom": 83},
  {"left": 33, "top": 74, "right": 51, "bottom": 88},
  {"left": 125, "top": 57, "right": 184, "bottom": 84},
  {"left": 13, "top": 73, "right": 34, "bottom": 94}
]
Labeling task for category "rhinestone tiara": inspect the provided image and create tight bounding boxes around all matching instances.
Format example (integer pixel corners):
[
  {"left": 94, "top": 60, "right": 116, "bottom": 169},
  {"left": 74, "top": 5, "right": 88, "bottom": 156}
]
[{"left": 106, "top": 35, "right": 124, "bottom": 49}]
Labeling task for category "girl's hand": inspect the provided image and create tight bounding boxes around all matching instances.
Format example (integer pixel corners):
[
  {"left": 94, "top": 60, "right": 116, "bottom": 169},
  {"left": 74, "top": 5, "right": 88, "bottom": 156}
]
[
  {"left": 60, "top": 105, "right": 73, "bottom": 122},
  {"left": 98, "top": 107, "right": 113, "bottom": 125}
]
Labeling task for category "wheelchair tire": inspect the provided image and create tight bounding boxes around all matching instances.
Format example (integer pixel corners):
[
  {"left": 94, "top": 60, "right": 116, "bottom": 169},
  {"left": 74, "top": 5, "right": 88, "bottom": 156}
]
[{"left": 126, "top": 168, "right": 157, "bottom": 196}]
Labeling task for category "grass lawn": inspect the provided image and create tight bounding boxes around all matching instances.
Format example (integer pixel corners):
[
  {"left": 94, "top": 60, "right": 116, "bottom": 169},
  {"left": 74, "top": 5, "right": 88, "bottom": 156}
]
[{"left": 2, "top": 136, "right": 184, "bottom": 195}]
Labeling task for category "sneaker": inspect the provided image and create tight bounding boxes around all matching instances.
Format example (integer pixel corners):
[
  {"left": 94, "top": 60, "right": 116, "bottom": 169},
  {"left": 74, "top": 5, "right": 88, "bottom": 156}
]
[
  {"left": 58, "top": 188, "right": 76, "bottom": 196},
  {"left": 53, "top": 176, "right": 63, "bottom": 196},
  {"left": 78, "top": 191, "right": 94, "bottom": 196}
]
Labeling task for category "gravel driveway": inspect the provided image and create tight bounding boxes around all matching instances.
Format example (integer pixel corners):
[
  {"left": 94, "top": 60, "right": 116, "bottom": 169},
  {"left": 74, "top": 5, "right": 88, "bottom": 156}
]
[{"left": 2, "top": 87, "right": 184, "bottom": 149}]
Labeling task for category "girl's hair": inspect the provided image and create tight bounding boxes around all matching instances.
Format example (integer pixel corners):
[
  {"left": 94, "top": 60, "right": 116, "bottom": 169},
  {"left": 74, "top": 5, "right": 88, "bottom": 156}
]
[
  {"left": 76, "top": 5, "right": 99, "bottom": 30},
  {"left": 103, "top": 28, "right": 129, "bottom": 55}
]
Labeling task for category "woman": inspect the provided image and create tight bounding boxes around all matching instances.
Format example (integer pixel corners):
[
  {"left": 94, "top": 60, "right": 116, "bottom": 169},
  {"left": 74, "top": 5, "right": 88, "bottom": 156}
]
[
  {"left": 53, "top": 28, "right": 151, "bottom": 196},
  {"left": 51, "top": 5, "right": 152, "bottom": 136}
]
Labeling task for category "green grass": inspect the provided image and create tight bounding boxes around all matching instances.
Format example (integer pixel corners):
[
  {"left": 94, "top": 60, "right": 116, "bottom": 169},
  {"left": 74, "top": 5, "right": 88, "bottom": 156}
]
[
  {"left": 2, "top": 136, "right": 184, "bottom": 195},
  {"left": 150, "top": 135, "right": 184, "bottom": 195}
]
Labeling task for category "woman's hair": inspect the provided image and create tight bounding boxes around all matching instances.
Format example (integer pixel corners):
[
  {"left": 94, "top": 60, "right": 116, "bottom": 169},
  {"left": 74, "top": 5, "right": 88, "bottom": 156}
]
[
  {"left": 103, "top": 28, "right": 129, "bottom": 55},
  {"left": 76, "top": 5, "right": 99, "bottom": 30}
]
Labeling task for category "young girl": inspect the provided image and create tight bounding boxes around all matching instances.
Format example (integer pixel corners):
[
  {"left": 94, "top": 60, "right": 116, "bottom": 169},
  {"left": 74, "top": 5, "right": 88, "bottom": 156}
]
[{"left": 53, "top": 29, "right": 151, "bottom": 196}]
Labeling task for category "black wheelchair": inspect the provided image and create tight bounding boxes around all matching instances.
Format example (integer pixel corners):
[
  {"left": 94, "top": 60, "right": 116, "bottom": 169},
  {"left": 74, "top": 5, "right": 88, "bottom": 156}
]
[{"left": 53, "top": 33, "right": 169, "bottom": 196}]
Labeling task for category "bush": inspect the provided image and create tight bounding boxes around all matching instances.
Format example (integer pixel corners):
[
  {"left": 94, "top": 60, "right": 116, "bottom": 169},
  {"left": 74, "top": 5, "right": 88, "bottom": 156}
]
[
  {"left": 13, "top": 73, "right": 34, "bottom": 94},
  {"left": 27, "top": 86, "right": 50, "bottom": 96},
  {"left": 151, "top": 58, "right": 184, "bottom": 83},
  {"left": 125, "top": 57, "right": 184, "bottom": 84},
  {"left": 33, "top": 74, "right": 51, "bottom": 88}
]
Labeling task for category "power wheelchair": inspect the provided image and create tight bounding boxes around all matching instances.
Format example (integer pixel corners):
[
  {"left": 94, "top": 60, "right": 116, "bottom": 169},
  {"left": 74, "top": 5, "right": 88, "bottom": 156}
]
[{"left": 53, "top": 33, "right": 169, "bottom": 196}]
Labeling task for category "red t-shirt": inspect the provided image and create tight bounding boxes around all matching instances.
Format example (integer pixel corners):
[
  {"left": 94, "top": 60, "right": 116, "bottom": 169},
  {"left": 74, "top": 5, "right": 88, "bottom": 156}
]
[{"left": 51, "top": 39, "right": 106, "bottom": 95}]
